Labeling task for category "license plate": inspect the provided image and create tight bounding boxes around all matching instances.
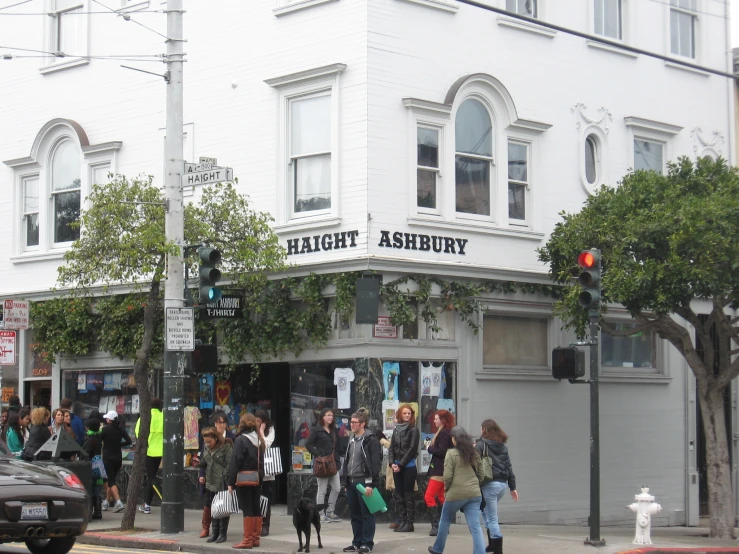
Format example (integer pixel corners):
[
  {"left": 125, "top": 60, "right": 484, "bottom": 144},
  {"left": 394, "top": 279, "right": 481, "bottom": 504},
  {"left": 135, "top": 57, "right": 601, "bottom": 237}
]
[{"left": 21, "top": 503, "right": 48, "bottom": 520}]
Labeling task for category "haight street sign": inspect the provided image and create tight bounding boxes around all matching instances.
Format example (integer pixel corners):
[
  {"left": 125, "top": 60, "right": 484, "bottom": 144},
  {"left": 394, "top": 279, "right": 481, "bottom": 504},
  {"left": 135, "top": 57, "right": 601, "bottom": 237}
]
[{"left": 203, "top": 296, "right": 243, "bottom": 319}]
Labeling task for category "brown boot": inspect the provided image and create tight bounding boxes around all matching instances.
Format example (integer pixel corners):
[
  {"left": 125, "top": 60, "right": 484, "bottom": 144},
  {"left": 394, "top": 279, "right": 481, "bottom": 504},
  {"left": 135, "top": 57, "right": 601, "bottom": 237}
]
[
  {"left": 251, "top": 517, "right": 262, "bottom": 547},
  {"left": 232, "top": 517, "right": 254, "bottom": 549},
  {"left": 200, "top": 507, "right": 212, "bottom": 538}
]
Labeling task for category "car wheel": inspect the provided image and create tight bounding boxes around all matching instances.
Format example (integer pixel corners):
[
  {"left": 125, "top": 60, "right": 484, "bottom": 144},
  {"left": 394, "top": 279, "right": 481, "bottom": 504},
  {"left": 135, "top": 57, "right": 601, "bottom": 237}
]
[{"left": 24, "top": 536, "right": 76, "bottom": 554}]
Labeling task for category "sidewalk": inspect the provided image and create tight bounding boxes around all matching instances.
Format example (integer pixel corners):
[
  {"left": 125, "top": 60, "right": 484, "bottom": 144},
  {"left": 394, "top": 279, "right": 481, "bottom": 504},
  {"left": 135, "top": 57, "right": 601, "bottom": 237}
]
[{"left": 79, "top": 506, "right": 739, "bottom": 554}]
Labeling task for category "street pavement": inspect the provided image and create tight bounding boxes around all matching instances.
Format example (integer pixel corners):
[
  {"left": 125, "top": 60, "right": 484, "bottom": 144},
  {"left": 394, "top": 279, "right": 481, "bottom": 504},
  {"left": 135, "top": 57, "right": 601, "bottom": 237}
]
[
  {"left": 77, "top": 505, "right": 739, "bottom": 554},
  {"left": 0, "top": 543, "right": 178, "bottom": 554}
]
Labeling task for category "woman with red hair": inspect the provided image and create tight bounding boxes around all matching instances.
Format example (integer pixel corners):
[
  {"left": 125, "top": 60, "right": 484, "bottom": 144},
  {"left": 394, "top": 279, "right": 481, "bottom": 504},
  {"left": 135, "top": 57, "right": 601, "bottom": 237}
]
[
  {"left": 388, "top": 404, "right": 420, "bottom": 533},
  {"left": 424, "top": 409, "right": 455, "bottom": 536}
]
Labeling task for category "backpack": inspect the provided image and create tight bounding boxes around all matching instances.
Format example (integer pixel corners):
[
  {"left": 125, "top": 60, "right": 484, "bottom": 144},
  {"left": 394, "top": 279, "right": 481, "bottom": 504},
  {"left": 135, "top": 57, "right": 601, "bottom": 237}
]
[{"left": 481, "top": 442, "right": 495, "bottom": 485}]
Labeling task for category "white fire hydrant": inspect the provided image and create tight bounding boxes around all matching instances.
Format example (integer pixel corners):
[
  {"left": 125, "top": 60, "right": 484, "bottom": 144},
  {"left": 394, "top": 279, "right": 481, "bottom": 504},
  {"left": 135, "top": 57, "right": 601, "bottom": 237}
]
[{"left": 627, "top": 487, "right": 662, "bottom": 545}]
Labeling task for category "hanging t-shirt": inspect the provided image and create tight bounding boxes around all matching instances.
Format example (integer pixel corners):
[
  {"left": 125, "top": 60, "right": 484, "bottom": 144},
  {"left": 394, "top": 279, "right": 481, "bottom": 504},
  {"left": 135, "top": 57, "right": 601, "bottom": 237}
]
[
  {"left": 103, "top": 373, "right": 116, "bottom": 391},
  {"left": 421, "top": 362, "right": 443, "bottom": 397},
  {"left": 132, "top": 394, "right": 140, "bottom": 414},
  {"left": 382, "top": 362, "right": 399, "bottom": 402},
  {"left": 184, "top": 406, "right": 202, "bottom": 450},
  {"left": 334, "top": 367, "right": 355, "bottom": 409},
  {"left": 77, "top": 374, "right": 87, "bottom": 392},
  {"left": 200, "top": 375, "right": 214, "bottom": 409}
]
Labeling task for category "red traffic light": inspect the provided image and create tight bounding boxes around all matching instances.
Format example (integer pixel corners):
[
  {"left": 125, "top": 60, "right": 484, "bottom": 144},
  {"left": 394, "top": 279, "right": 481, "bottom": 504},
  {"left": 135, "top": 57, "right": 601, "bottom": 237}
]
[{"left": 578, "top": 251, "right": 596, "bottom": 268}]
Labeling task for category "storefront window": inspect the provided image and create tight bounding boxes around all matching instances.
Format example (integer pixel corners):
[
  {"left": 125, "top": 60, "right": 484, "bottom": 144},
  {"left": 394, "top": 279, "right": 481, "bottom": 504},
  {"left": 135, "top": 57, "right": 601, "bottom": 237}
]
[{"left": 62, "top": 369, "right": 140, "bottom": 432}]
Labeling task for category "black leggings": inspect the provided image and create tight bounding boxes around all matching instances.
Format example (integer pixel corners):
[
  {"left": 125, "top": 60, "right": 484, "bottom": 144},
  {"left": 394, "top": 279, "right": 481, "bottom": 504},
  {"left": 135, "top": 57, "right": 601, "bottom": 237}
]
[
  {"left": 144, "top": 456, "right": 161, "bottom": 505},
  {"left": 236, "top": 485, "right": 261, "bottom": 517},
  {"left": 393, "top": 465, "right": 417, "bottom": 496}
]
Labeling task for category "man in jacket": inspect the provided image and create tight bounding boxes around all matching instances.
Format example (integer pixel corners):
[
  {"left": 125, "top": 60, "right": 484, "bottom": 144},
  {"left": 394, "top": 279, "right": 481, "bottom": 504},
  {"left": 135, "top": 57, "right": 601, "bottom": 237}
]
[
  {"left": 135, "top": 397, "right": 164, "bottom": 514},
  {"left": 341, "top": 410, "right": 381, "bottom": 554}
]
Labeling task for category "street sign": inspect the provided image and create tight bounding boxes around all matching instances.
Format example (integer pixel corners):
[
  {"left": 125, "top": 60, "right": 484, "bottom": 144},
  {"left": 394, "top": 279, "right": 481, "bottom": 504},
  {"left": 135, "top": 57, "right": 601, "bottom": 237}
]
[
  {"left": 3, "top": 300, "right": 29, "bottom": 330},
  {"left": 165, "top": 307, "right": 194, "bottom": 351},
  {"left": 182, "top": 167, "right": 233, "bottom": 187},
  {"left": 0, "top": 331, "right": 16, "bottom": 366},
  {"left": 199, "top": 156, "right": 217, "bottom": 166},
  {"left": 203, "top": 296, "right": 243, "bottom": 319}
]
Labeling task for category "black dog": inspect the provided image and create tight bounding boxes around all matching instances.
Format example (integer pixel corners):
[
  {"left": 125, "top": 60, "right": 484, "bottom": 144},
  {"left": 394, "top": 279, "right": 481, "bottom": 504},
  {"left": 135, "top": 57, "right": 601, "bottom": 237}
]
[{"left": 293, "top": 498, "right": 324, "bottom": 553}]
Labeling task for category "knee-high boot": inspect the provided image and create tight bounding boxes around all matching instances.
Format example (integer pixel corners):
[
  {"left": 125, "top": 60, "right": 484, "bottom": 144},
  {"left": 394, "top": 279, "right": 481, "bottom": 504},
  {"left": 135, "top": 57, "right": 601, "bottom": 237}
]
[
  {"left": 393, "top": 492, "right": 407, "bottom": 532},
  {"left": 261, "top": 503, "right": 270, "bottom": 536},
  {"left": 251, "top": 516, "right": 263, "bottom": 547},
  {"left": 207, "top": 518, "right": 221, "bottom": 543},
  {"left": 429, "top": 505, "right": 440, "bottom": 536},
  {"left": 399, "top": 497, "right": 415, "bottom": 532},
  {"left": 492, "top": 536, "right": 503, "bottom": 554},
  {"left": 200, "top": 506, "right": 212, "bottom": 538},
  {"left": 216, "top": 517, "right": 230, "bottom": 543},
  {"left": 232, "top": 517, "right": 253, "bottom": 549}
]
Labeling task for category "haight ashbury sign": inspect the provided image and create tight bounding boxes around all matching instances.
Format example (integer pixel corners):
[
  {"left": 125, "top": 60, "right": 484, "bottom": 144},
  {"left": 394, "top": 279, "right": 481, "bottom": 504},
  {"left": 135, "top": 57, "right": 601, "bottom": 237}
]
[{"left": 285, "top": 230, "right": 468, "bottom": 256}]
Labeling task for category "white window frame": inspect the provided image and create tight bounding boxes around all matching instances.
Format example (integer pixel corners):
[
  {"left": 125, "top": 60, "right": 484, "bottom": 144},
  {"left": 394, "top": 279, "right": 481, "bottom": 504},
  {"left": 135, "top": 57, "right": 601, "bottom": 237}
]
[
  {"left": 506, "top": 0, "right": 537, "bottom": 18},
  {"left": 506, "top": 138, "right": 531, "bottom": 227},
  {"left": 601, "top": 316, "right": 663, "bottom": 376},
  {"left": 119, "top": 0, "right": 150, "bottom": 12},
  {"left": 41, "top": 0, "right": 90, "bottom": 74},
  {"left": 416, "top": 124, "right": 444, "bottom": 216},
  {"left": 633, "top": 138, "right": 665, "bottom": 174},
  {"left": 273, "top": 0, "right": 339, "bottom": 17},
  {"left": 266, "top": 64, "right": 344, "bottom": 230},
  {"left": 593, "top": 0, "right": 622, "bottom": 40},
  {"left": 624, "top": 117, "right": 682, "bottom": 175},
  {"left": 669, "top": 0, "right": 698, "bottom": 59},
  {"left": 21, "top": 175, "right": 41, "bottom": 253},
  {"left": 579, "top": 125, "right": 609, "bottom": 195},
  {"left": 49, "top": 138, "right": 82, "bottom": 247}
]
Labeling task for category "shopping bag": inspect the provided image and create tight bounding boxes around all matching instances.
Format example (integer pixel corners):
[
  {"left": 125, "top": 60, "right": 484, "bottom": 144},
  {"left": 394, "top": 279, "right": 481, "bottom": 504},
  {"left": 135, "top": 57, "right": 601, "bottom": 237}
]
[
  {"left": 260, "top": 495, "right": 269, "bottom": 518},
  {"left": 263, "top": 447, "right": 283, "bottom": 476},
  {"left": 91, "top": 455, "right": 108, "bottom": 480},
  {"left": 211, "top": 489, "right": 240, "bottom": 519}
]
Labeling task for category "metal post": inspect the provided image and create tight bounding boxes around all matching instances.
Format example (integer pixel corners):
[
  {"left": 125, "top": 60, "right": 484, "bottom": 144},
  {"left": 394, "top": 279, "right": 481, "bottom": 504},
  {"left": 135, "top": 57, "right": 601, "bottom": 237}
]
[
  {"left": 585, "top": 316, "right": 605, "bottom": 546},
  {"left": 161, "top": 0, "right": 185, "bottom": 534}
]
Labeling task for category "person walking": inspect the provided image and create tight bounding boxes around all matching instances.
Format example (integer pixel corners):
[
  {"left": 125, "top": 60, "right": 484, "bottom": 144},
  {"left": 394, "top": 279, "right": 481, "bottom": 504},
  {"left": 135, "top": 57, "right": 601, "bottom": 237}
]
[
  {"left": 477, "top": 419, "right": 518, "bottom": 554},
  {"left": 389, "top": 404, "right": 420, "bottom": 533},
  {"left": 1, "top": 412, "right": 24, "bottom": 456},
  {"left": 82, "top": 418, "right": 104, "bottom": 520},
  {"left": 306, "top": 408, "right": 342, "bottom": 524},
  {"left": 135, "top": 397, "right": 164, "bottom": 515},
  {"left": 424, "top": 409, "right": 455, "bottom": 536},
  {"left": 341, "top": 409, "right": 381, "bottom": 554},
  {"left": 100, "top": 411, "right": 132, "bottom": 513},
  {"left": 22, "top": 408, "right": 51, "bottom": 462},
  {"left": 427, "top": 426, "right": 486, "bottom": 554},
  {"left": 255, "top": 410, "right": 276, "bottom": 536},
  {"left": 227, "top": 413, "right": 265, "bottom": 549},
  {"left": 199, "top": 426, "right": 233, "bottom": 543}
]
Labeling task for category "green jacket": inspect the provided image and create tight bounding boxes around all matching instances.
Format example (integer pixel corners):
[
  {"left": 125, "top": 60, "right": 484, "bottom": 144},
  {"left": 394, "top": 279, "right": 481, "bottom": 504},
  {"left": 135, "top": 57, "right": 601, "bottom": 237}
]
[
  {"left": 199, "top": 441, "right": 233, "bottom": 493},
  {"left": 135, "top": 409, "right": 164, "bottom": 458},
  {"left": 6, "top": 427, "right": 23, "bottom": 456},
  {"left": 443, "top": 448, "right": 484, "bottom": 502}
]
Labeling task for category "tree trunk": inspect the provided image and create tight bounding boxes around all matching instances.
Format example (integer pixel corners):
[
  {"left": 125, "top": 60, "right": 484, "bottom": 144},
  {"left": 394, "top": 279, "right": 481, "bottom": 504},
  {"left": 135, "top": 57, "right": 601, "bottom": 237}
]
[
  {"left": 699, "top": 384, "right": 735, "bottom": 539},
  {"left": 120, "top": 283, "right": 159, "bottom": 531}
]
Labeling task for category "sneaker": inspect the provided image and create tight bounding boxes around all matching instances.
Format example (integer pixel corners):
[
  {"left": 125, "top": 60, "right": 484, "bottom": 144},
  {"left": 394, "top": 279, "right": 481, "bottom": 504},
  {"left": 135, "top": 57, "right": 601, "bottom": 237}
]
[
  {"left": 326, "top": 512, "right": 342, "bottom": 523},
  {"left": 138, "top": 504, "right": 151, "bottom": 514},
  {"left": 101, "top": 500, "right": 109, "bottom": 511},
  {"left": 359, "top": 547, "right": 372, "bottom": 553},
  {"left": 342, "top": 546, "right": 358, "bottom": 552},
  {"left": 320, "top": 514, "right": 330, "bottom": 523},
  {"left": 113, "top": 501, "right": 125, "bottom": 513}
]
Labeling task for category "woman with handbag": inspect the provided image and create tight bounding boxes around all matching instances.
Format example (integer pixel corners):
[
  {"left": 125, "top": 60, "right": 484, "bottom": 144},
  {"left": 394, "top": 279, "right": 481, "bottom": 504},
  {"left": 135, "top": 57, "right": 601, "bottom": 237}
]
[
  {"left": 199, "top": 426, "right": 233, "bottom": 543},
  {"left": 424, "top": 409, "right": 455, "bottom": 536},
  {"left": 227, "top": 413, "right": 265, "bottom": 549},
  {"left": 305, "top": 408, "right": 341, "bottom": 523},
  {"left": 389, "top": 404, "right": 420, "bottom": 533},
  {"left": 255, "top": 410, "right": 275, "bottom": 536},
  {"left": 476, "top": 419, "right": 518, "bottom": 554}
]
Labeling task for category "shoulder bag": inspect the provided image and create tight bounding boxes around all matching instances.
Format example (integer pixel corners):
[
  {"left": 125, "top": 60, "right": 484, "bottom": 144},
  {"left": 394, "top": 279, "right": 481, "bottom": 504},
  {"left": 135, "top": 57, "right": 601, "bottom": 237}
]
[
  {"left": 481, "top": 442, "right": 495, "bottom": 485},
  {"left": 236, "top": 437, "right": 261, "bottom": 487},
  {"left": 313, "top": 432, "right": 338, "bottom": 478}
]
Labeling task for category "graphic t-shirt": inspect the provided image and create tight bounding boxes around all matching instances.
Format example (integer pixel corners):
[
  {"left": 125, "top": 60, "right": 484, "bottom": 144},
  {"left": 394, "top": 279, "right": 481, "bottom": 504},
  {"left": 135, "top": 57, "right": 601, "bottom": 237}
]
[
  {"left": 200, "top": 375, "right": 214, "bottom": 409},
  {"left": 334, "top": 367, "right": 355, "bottom": 409},
  {"left": 184, "top": 406, "right": 201, "bottom": 450},
  {"left": 421, "top": 362, "right": 443, "bottom": 397},
  {"left": 383, "top": 362, "right": 399, "bottom": 401}
]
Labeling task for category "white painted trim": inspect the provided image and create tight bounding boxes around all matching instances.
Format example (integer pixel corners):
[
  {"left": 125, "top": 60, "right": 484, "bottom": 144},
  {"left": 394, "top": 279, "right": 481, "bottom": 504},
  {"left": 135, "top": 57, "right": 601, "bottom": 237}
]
[
  {"left": 395, "top": 0, "right": 459, "bottom": 14},
  {"left": 118, "top": 0, "right": 149, "bottom": 12},
  {"left": 407, "top": 216, "right": 545, "bottom": 240},
  {"left": 586, "top": 39, "right": 638, "bottom": 59},
  {"left": 273, "top": 0, "right": 338, "bottom": 17},
  {"left": 664, "top": 61, "right": 710, "bottom": 78},
  {"left": 496, "top": 16, "right": 557, "bottom": 39},
  {"left": 624, "top": 116, "right": 683, "bottom": 137},
  {"left": 402, "top": 98, "right": 452, "bottom": 117},
  {"left": 265, "top": 63, "right": 346, "bottom": 88},
  {"left": 39, "top": 57, "right": 90, "bottom": 75},
  {"left": 506, "top": 118, "right": 552, "bottom": 135},
  {"left": 273, "top": 216, "right": 342, "bottom": 233}
]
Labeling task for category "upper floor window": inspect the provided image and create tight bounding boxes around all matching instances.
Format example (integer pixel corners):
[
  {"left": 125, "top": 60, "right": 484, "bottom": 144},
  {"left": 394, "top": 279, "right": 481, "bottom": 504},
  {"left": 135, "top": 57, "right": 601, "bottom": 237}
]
[
  {"left": 417, "top": 127, "right": 440, "bottom": 212},
  {"left": 585, "top": 135, "right": 599, "bottom": 185},
  {"left": 594, "top": 0, "right": 621, "bottom": 39},
  {"left": 506, "top": 0, "right": 537, "bottom": 17},
  {"left": 507, "top": 140, "right": 528, "bottom": 223},
  {"left": 455, "top": 99, "right": 493, "bottom": 217},
  {"left": 634, "top": 139, "right": 664, "bottom": 173},
  {"left": 54, "top": 0, "right": 84, "bottom": 54},
  {"left": 289, "top": 93, "right": 332, "bottom": 216},
  {"left": 50, "top": 140, "right": 82, "bottom": 244},
  {"left": 670, "top": 0, "right": 696, "bottom": 58},
  {"left": 23, "top": 177, "right": 40, "bottom": 249}
]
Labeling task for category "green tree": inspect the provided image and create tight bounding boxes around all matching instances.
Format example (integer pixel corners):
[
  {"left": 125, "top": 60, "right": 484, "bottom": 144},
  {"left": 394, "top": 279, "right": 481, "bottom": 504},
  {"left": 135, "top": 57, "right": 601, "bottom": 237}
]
[
  {"left": 55, "top": 175, "right": 287, "bottom": 530},
  {"left": 538, "top": 157, "right": 739, "bottom": 539}
]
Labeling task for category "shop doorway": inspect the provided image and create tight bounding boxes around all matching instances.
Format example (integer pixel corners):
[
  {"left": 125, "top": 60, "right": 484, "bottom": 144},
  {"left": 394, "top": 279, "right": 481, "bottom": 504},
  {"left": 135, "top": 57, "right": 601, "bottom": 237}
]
[{"left": 25, "top": 380, "right": 51, "bottom": 410}]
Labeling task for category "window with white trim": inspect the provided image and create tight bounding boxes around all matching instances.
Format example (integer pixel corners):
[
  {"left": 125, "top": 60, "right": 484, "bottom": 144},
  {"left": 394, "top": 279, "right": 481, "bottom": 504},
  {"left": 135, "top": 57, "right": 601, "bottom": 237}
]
[
  {"left": 289, "top": 92, "right": 332, "bottom": 216},
  {"left": 455, "top": 98, "right": 493, "bottom": 217},
  {"left": 50, "top": 140, "right": 82, "bottom": 244},
  {"left": 52, "top": 0, "right": 85, "bottom": 54},
  {"left": 633, "top": 139, "right": 664, "bottom": 173},
  {"left": 507, "top": 140, "right": 528, "bottom": 224},
  {"left": 602, "top": 321, "right": 659, "bottom": 373},
  {"left": 594, "top": 0, "right": 621, "bottom": 39},
  {"left": 585, "top": 134, "right": 599, "bottom": 185},
  {"left": 22, "top": 176, "right": 40, "bottom": 250},
  {"left": 417, "top": 126, "right": 440, "bottom": 212},
  {"left": 670, "top": 0, "right": 696, "bottom": 58},
  {"left": 506, "top": 0, "right": 536, "bottom": 17},
  {"left": 483, "top": 314, "right": 548, "bottom": 368}
]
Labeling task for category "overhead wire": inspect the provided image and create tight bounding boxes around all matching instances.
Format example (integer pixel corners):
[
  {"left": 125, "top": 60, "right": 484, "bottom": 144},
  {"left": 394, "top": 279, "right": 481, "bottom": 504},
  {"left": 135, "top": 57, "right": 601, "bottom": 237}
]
[
  {"left": 0, "top": 0, "right": 33, "bottom": 11},
  {"left": 91, "top": 0, "right": 169, "bottom": 40}
]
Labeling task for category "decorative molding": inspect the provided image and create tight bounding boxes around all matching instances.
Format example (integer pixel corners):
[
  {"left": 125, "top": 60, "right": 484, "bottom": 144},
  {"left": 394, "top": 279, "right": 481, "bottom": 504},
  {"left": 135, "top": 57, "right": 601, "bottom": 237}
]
[
  {"left": 586, "top": 40, "right": 638, "bottom": 59},
  {"left": 10, "top": 251, "right": 68, "bottom": 265},
  {"left": 624, "top": 117, "right": 682, "bottom": 137},
  {"left": 82, "top": 141, "right": 123, "bottom": 157},
  {"left": 273, "top": 0, "right": 338, "bottom": 17},
  {"left": 691, "top": 127, "right": 725, "bottom": 155},
  {"left": 402, "top": 98, "right": 452, "bottom": 117},
  {"left": 3, "top": 156, "right": 38, "bottom": 169},
  {"left": 406, "top": 216, "right": 545, "bottom": 241},
  {"left": 395, "top": 0, "right": 459, "bottom": 13},
  {"left": 664, "top": 61, "right": 710, "bottom": 78},
  {"left": 273, "top": 216, "right": 342, "bottom": 234},
  {"left": 571, "top": 102, "right": 613, "bottom": 135},
  {"left": 39, "top": 57, "right": 90, "bottom": 75},
  {"left": 507, "top": 118, "right": 552, "bottom": 134},
  {"left": 496, "top": 16, "right": 557, "bottom": 38},
  {"left": 265, "top": 63, "right": 346, "bottom": 88}
]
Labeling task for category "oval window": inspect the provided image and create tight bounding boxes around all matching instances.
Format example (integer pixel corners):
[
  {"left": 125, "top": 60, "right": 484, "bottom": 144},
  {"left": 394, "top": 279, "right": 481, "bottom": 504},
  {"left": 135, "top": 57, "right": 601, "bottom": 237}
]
[{"left": 585, "top": 135, "right": 598, "bottom": 185}]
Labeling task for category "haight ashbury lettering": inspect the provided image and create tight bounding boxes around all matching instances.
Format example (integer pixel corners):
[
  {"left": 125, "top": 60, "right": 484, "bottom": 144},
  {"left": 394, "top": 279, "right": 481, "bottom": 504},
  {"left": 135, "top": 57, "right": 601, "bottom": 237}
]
[
  {"left": 286, "top": 230, "right": 360, "bottom": 256},
  {"left": 377, "top": 230, "right": 467, "bottom": 255}
]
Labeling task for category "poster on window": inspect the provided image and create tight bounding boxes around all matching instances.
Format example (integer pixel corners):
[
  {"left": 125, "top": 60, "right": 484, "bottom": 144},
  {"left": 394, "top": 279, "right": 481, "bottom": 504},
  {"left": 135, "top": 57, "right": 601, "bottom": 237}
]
[{"left": 420, "top": 449, "right": 432, "bottom": 473}]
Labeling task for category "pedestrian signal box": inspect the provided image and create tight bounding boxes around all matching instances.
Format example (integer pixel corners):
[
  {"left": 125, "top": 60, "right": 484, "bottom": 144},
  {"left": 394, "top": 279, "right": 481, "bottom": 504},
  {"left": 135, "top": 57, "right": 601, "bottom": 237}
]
[{"left": 552, "top": 347, "right": 586, "bottom": 381}]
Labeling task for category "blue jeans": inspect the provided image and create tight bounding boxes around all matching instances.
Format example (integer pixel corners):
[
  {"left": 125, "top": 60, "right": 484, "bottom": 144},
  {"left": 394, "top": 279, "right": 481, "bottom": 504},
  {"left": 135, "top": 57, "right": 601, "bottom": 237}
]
[
  {"left": 345, "top": 481, "right": 376, "bottom": 549},
  {"left": 432, "top": 496, "right": 486, "bottom": 554},
  {"left": 481, "top": 481, "right": 507, "bottom": 538}
]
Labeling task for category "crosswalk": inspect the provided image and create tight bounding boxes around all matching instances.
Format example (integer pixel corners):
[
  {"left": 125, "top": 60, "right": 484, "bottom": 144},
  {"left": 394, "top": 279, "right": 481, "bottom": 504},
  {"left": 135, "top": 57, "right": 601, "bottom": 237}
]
[{"left": 0, "top": 541, "right": 187, "bottom": 554}]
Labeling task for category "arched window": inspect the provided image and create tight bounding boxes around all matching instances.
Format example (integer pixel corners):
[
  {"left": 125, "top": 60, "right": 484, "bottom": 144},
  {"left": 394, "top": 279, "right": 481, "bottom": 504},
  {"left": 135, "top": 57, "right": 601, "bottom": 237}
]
[
  {"left": 585, "top": 135, "right": 598, "bottom": 185},
  {"left": 455, "top": 99, "right": 493, "bottom": 216},
  {"left": 51, "top": 139, "right": 81, "bottom": 243}
]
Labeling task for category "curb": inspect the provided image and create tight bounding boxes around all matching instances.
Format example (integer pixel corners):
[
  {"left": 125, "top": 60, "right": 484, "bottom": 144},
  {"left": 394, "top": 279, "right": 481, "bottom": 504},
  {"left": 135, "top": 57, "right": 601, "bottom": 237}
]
[
  {"left": 77, "top": 532, "right": 285, "bottom": 554},
  {"left": 618, "top": 549, "right": 739, "bottom": 554}
]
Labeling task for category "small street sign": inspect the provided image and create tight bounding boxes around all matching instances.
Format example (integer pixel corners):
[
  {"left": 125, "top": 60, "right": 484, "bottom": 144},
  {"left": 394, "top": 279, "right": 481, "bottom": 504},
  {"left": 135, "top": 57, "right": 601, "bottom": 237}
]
[
  {"left": 3, "top": 300, "right": 29, "bottom": 330},
  {"left": 165, "top": 307, "right": 195, "bottom": 351},
  {"left": 203, "top": 296, "right": 244, "bottom": 319},
  {"left": 373, "top": 316, "right": 397, "bottom": 339},
  {"left": 182, "top": 167, "right": 233, "bottom": 187},
  {"left": 199, "top": 156, "right": 217, "bottom": 166},
  {"left": 0, "top": 330, "right": 16, "bottom": 366}
]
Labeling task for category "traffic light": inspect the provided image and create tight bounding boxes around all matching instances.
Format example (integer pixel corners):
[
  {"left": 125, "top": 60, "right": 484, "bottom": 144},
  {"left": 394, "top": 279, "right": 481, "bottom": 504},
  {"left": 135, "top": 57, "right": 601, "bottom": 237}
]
[
  {"left": 552, "top": 347, "right": 585, "bottom": 381},
  {"left": 198, "top": 247, "right": 222, "bottom": 302},
  {"left": 577, "top": 249, "right": 601, "bottom": 312}
]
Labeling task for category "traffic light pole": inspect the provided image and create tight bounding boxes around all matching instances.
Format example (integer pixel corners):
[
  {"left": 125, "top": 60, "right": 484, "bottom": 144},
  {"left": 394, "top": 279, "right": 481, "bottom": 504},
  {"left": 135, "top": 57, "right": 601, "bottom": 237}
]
[
  {"left": 585, "top": 315, "right": 605, "bottom": 547},
  {"left": 161, "top": 0, "right": 185, "bottom": 534}
]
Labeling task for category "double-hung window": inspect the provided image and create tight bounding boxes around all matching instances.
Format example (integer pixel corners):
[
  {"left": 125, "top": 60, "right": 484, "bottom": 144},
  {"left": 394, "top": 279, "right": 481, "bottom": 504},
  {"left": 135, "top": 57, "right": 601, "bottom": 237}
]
[
  {"left": 53, "top": 0, "right": 85, "bottom": 55},
  {"left": 22, "top": 177, "right": 40, "bottom": 250},
  {"left": 633, "top": 139, "right": 664, "bottom": 173},
  {"left": 289, "top": 93, "right": 332, "bottom": 216},
  {"left": 507, "top": 140, "right": 528, "bottom": 224},
  {"left": 594, "top": 0, "right": 621, "bottom": 39},
  {"left": 417, "top": 127, "right": 440, "bottom": 212},
  {"left": 50, "top": 140, "right": 82, "bottom": 244},
  {"left": 455, "top": 99, "right": 493, "bottom": 217},
  {"left": 670, "top": 0, "right": 697, "bottom": 58},
  {"left": 506, "top": 0, "right": 536, "bottom": 17}
]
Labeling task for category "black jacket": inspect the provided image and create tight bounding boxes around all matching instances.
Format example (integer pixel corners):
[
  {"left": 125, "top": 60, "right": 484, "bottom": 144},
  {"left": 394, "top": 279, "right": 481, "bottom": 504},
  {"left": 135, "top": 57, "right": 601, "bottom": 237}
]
[
  {"left": 227, "top": 433, "right": 263, "bottom": 487},
  {"left": 340, "top": 431, "right": 381, "bottom": 489},
  {"left": 388, "top": 425, "right": 420, "bottom": 468},
  {"left": 100, "top": 423, "right": 132, "bottom": 462},
  {"left": 305, "top": 424, "right": 340, "bottom": 464},
  {"left": 22, "top": 425, "right": 51, "bottom": 461},
  {"left": 427, "top": 428, "right": 452, "bottom": 478},
  {"left": 476, "top": 438, "right": 516, "bottom": 491},
  {"left": 82, "top": 433, "right": 102, "bottom": 459}
]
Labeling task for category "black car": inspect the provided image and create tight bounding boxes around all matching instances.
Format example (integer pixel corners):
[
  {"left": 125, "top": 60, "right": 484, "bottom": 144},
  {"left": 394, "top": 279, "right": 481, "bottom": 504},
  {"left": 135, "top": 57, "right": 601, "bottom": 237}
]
[{"left": 0, "top": 440, "right": 89, "bottom": 554}]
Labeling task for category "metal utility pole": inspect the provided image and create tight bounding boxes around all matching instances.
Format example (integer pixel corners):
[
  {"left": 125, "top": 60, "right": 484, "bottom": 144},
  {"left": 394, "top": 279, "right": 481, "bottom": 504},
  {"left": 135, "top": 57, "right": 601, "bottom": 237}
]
[
  {"left": 585, "top": 316, "right": 605, "bottom": 547},
  {"left": 161, "top": 0, "right": 186, "bottom": 534}
]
